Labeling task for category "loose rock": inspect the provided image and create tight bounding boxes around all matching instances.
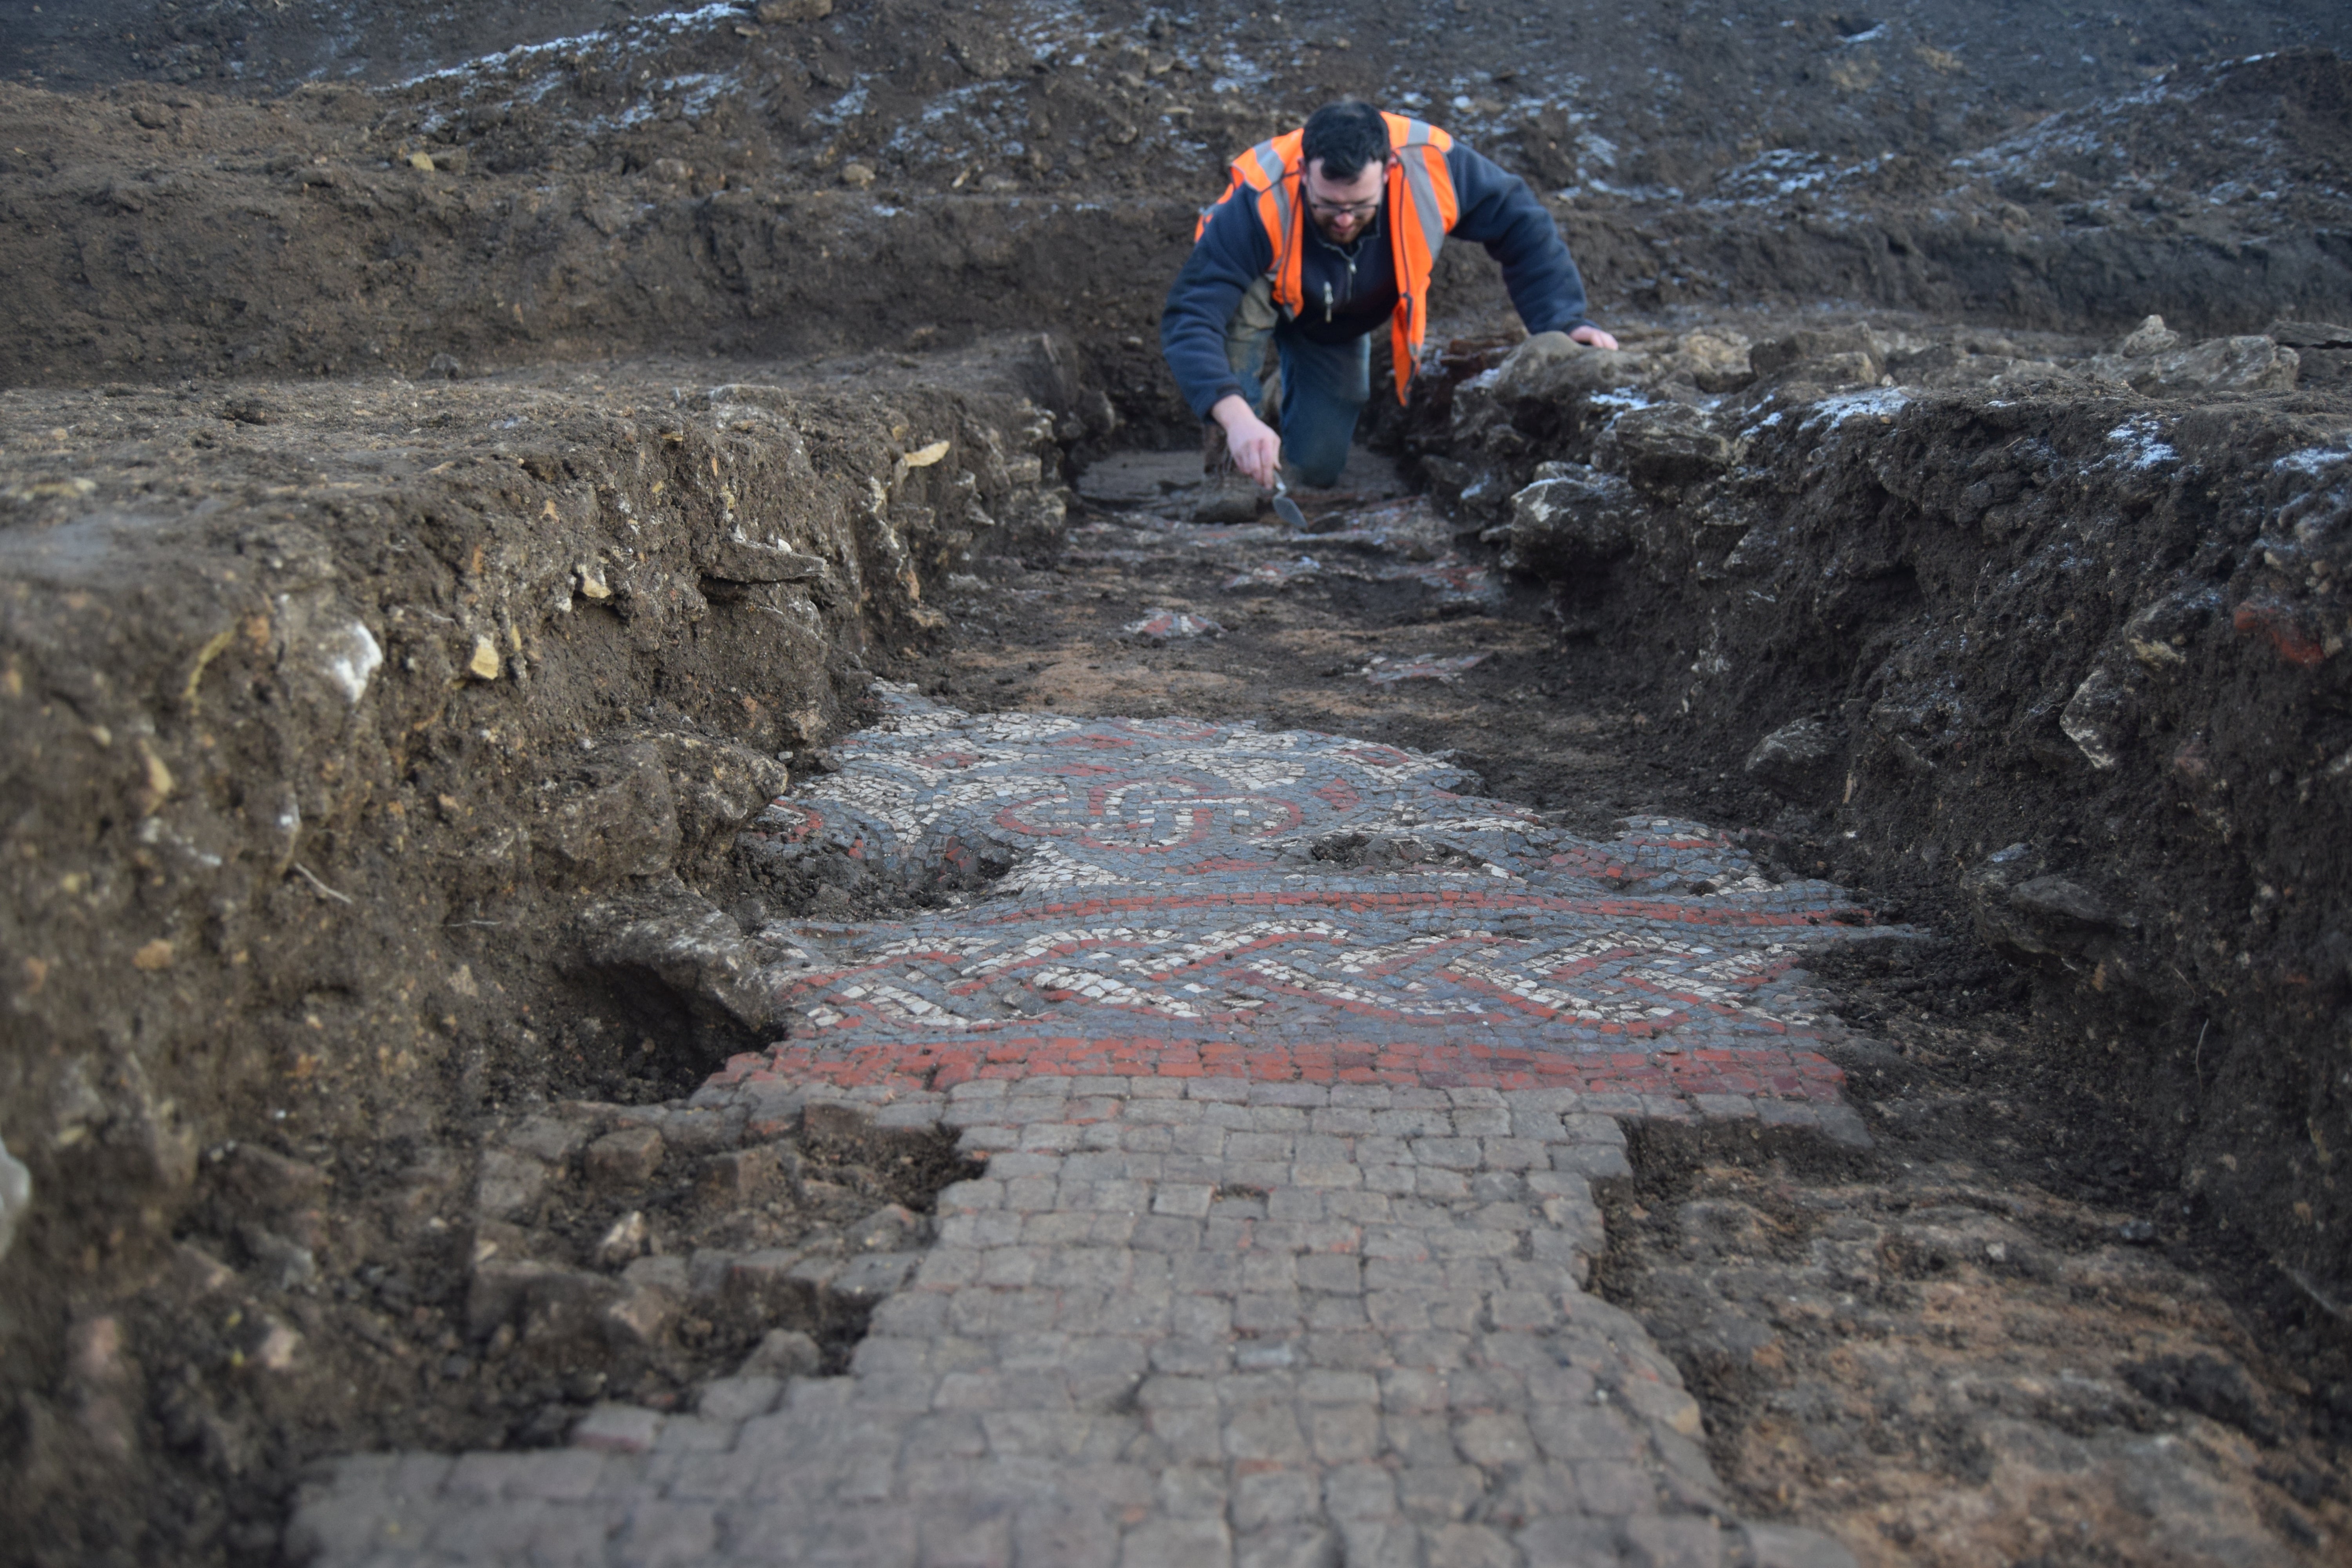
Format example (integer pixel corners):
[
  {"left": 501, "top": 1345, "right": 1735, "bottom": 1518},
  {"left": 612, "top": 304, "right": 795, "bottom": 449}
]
[
  {"left": 583, "top": 1126, "right": 665, "bottom": 1188},
  {"left": 1743, "top": 717, "right": 1846, "bottom": 802},
  {"left": 1504, "top": 465, "right": 1645, "bottom": 575},
  {"left": 738, "top": 1328, "right": 823, "bottom": 1378}
]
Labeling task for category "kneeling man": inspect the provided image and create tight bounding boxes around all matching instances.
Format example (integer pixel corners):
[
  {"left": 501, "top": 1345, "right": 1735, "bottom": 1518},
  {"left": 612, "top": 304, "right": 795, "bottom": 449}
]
[{"left": 1161, "top": 98, "right": 1617, "bottom": 501}]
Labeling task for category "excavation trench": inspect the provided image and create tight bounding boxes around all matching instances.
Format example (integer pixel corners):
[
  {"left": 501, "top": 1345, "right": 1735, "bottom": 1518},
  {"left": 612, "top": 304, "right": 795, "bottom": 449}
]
[
  {"left": 3, "top": 13, "right": 2351, "bottom": 1560},
  {"left": 4, "top": 304, "right": 2350, "bottom": 1562},
  {"left": 861, "top": 324, "right": 2352, "bottom": 1561},
  {"left": 0, "top": 297, "right": 2343, "bottom": 1568},
  {"left": 952, "top": 315, "right": 2352, "bottom": 1546}
]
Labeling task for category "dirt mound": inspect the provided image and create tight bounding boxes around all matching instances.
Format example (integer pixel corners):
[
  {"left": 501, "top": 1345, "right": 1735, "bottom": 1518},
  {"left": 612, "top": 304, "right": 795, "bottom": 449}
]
[{"left": 2, "top": 10, "right": 2348, "bottom": 390}]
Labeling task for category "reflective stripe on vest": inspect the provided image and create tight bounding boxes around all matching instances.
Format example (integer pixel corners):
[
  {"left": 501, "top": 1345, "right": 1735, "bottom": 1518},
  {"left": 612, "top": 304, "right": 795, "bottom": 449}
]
[{"left": 1194, "top": 113, "right": 1458, "bottom": 403}]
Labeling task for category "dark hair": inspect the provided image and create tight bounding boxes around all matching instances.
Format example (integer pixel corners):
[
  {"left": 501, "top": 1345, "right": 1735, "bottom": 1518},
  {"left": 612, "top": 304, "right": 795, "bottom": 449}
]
[{"left": 1301, "top": 100, "right": 1389, "bottom": 181}]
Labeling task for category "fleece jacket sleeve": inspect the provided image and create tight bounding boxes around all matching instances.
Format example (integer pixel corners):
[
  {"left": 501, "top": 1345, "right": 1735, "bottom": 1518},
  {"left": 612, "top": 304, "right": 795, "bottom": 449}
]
[
  {"left": 1443, "top": 142, "right": 1592, "bottom": 338},
  {"left": 1159, "top": 194, "right": 1275, "bottom": 421}
]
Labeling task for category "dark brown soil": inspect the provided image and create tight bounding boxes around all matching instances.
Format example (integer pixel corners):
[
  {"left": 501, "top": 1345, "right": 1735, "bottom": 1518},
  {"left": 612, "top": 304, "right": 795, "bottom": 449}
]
[
  {"left": 3, "top": 5, "right": 2350, "bottom": 392},
  {"left": 1593, "top": 1117, "right": 2352, "bottom": 1567},
  {"left": 2, "top": 2, "right": 2351, "bottom": 1564}
]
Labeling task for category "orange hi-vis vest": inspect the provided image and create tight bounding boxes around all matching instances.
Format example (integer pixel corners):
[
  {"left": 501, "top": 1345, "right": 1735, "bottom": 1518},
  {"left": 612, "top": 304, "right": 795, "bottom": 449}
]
[{"left": 1195, "top": 113, "right": 1460, "bottom": 403}]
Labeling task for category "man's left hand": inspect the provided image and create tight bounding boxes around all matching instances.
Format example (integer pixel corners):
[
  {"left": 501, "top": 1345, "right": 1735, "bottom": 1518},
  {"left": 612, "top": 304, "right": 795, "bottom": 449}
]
[{"left": 1570, "top": 324, "right": 1620, "bottom": 352}]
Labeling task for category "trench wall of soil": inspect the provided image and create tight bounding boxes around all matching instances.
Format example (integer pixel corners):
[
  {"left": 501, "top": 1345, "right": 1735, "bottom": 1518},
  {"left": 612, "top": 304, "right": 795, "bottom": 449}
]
[
  {"left": 1409, "top": 328, "right": 2352, "bottom": 1301},
  {"left": 5, "top": 138, "right": 2347, "bottom": 396},
  {"left": 0, "top": 362, "right": 1068, "bottom": 1544}
]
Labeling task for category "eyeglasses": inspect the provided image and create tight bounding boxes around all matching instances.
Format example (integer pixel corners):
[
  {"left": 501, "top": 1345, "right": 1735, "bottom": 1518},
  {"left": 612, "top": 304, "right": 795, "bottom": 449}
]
[{"left": 1305, "top": 194, "right": 1382, "bottom": 220}]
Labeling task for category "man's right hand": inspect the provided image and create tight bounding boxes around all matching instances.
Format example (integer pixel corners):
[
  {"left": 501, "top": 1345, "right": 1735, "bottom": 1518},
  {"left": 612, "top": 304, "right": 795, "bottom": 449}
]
[{"left": 1210, "top": 394, "right": 1281, "bottom": 490}]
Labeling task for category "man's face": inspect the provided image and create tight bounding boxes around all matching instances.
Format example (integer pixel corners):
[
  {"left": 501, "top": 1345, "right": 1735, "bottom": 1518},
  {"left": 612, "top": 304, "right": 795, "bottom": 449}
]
[{"left": 1303, "top": 156, "right": 1386, "bottom": 243}]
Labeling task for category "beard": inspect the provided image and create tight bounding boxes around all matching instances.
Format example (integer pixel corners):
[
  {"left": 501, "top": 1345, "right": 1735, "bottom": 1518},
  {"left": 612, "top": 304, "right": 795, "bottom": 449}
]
[{"left": 1312, "top": 208, "right": 1380, "bottom": 245}]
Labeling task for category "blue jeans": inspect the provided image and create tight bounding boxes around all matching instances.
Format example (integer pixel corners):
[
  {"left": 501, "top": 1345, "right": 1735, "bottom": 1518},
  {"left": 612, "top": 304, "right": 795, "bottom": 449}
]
[{"left": 1231, "top": 314, "right": 1371, "bottom": 489}]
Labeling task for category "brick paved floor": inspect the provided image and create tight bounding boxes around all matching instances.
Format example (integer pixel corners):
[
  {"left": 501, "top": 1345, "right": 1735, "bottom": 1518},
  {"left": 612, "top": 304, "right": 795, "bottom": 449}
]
[{"left": 288, "top": 694, "right": 1879, "bottom": 1566}]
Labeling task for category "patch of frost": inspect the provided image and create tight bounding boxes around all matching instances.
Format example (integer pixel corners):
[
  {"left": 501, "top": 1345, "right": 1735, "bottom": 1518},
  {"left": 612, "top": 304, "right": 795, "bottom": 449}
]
[
  {"left": 1802, "top": 389, "right": 1911, "bottom": 429},
  {"left": 2273, "top": 443, "right": 2352, "bottom": 479},
  {"left": 2106, "top": 419, "right": 2178, "bottom": 470},
  {"left": 811, "top": 85, "right": 871, "bottom": 125},
  {"left": 395, "top": 3, "right": 742, "bottom": 88}
]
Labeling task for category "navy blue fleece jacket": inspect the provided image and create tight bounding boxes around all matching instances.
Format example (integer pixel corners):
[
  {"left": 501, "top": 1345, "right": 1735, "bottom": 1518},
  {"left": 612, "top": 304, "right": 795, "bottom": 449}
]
[{"left": 1160, "top": 138, "right": 1593, "bottom": 419}]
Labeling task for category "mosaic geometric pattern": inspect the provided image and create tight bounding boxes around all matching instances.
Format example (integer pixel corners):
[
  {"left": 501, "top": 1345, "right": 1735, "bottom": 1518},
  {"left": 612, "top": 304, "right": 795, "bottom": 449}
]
[
  {"left": 719, "top": 691, "right": 1888, "bottom": 1103},
  {"left": 293, "top": 691, "right": 1886, "bottom": 1568}
]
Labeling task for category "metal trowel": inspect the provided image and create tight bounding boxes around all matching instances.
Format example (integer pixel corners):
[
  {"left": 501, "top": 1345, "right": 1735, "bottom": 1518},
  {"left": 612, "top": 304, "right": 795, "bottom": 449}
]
[{"left": 1270, "top": 478, "right": 1307, "bottom": 532}]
